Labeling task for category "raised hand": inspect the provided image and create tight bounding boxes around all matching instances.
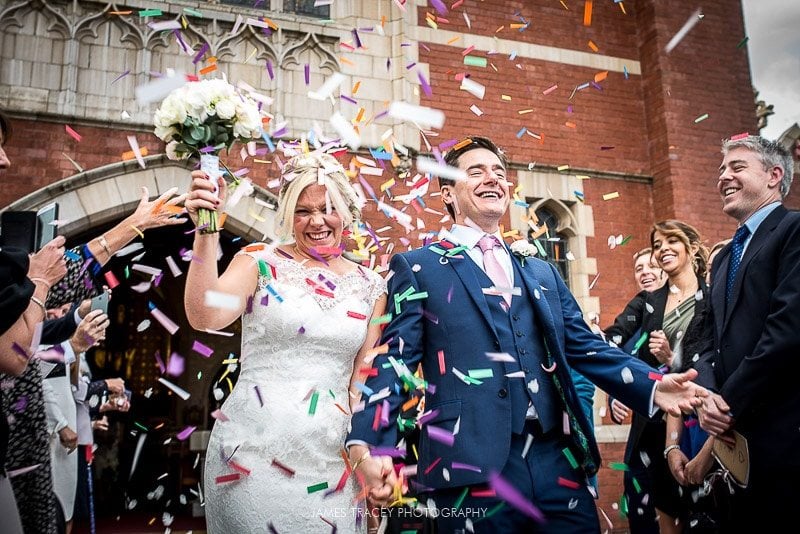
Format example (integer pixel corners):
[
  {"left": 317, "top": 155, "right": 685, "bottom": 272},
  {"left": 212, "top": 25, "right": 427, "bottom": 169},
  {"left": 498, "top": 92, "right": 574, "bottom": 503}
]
[
  {"left": 185, "top": 171, "right": 228, "bottom": 228},
  {"left": 27, "top": 235, "right": 67, "bottom": 287},
  {"left": 648, "top": 330, "right": 674, "bottom": 367},
  {"left": 127, "top": 186, "right": 188, "bottom": 231},
  {"left": 70, "top": 309, "right": 109, "bottom": 353},
  {"left": 654, "top": 368, "right": 706, "bottom": 416}
]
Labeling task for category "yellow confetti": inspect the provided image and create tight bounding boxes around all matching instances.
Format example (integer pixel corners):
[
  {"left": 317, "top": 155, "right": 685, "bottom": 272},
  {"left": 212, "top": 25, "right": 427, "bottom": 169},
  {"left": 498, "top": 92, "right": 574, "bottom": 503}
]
[
  {"left": 518, "top": 109, "right": 534, "bottom": 115},
  {"left": 501, "top": 95, "right": 512, "bottom": 101},
  {"left": 446, "top": 36, "right": 460, "bottom": 45},
  {"left": 249, "top": 209, "right": 266, "bottom": 222},
  {"left": 495, "top": 25, "right": 505, "bottom": 33},
  {"left": 602, "top": 192, "right": 620, "bottom": 201},
  {"left": 557, "top": 165, "right": 570, "bottom": 172}
]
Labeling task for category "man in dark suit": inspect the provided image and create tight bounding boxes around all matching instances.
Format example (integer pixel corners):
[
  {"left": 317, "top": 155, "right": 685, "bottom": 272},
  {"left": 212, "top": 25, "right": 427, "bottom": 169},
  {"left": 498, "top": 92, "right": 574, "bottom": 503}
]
[
  {"left": 696, "top": 135, "right": 799, "bottom": 530},
  {"left": 347, "top": 137, "right": 704, "bottom": 532}
]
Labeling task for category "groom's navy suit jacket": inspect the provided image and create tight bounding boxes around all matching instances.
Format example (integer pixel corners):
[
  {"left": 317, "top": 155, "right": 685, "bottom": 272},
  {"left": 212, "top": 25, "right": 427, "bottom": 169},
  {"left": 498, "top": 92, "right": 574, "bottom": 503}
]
[{"left": 348, "top": 240, "right": 661, "bottom": 491}]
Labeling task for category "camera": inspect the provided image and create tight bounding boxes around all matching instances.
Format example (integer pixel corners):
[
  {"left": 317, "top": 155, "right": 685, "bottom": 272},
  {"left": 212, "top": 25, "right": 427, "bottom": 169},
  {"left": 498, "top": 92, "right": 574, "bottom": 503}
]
[{"left": 0, "top": 202, "right": 59, "bottom": 253}]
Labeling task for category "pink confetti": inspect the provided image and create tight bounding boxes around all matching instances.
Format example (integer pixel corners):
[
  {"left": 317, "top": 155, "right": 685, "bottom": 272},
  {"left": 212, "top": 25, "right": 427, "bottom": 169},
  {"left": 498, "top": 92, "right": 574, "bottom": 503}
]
[
  {"left": 65, "top": 125, "right": 82, "bottom": 141},
  {"left": 166, "top": 351, "right": 185, "bottom": 376},
  {"left": 211, "top": 409, "right": 229, "bottom": 422},
  {"left": 154, "top": 350, "right": 166, "bottom": 374}
]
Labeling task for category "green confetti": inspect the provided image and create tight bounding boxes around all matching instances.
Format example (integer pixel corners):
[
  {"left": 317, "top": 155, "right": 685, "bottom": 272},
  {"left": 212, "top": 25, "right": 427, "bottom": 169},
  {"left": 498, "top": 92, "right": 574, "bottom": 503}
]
[
  {"left": 406, "top": 291, "right": 429, "bottom": 301},
  {"left": 183, "top": 7, "right": 203, "bottom": 17},
  {"left": 562, "top": 447, "right": 578, "bottom": 469},
  {"left": 464, "top": 55, "right": 488, "bottom": 68},
  {"left": 608, "top": 462, "right": 629, "bottom": 471},
  {"left": 257, "top": 259, "right": 271, "bottom": 279},
  {"left": 468, "top": 368, "right": 494, "bottom": 379},
  {"left": 306, "top": 482, "right": 328, "bottom": 494},
  {"left": 619, "top": 494, "right": 629, "bottom": 518},
  {"left": 620, "top": 235, "right": 632, "bottom": 246},
  {"left": 138, "top": 9, "right": 163, "bottom": 17},
  {"left": 308, "top": 390, "right": 319, "bottom": 415},
  {"left": 328, "top": 389, "right": 335, "bottom": 399},
  {"left": 631, "top": 331, "right": 649, "bottom": 354},
  {"left": 632, "top": 476, "right": 642, "bottom": 493},
  {"left": 736, "top": 36, "right": 749, "bottom": 48},
  {"left": 134, "top": 421, "right": 149, "bottom": 432},
  {"left": 124, "top": 266, "right": 130, "bottom": 279},
  {"left": 452, "top": 486, "right": 469, "bottom": 509},
  {"left": 369, "top": 313, "right": 393, "bottom": 325},
  {"left": 484, "top": 502, "right": 506, "bottom": 518},
  {"left": 534, "top": 239, "right": 547, "bottom": 258}
]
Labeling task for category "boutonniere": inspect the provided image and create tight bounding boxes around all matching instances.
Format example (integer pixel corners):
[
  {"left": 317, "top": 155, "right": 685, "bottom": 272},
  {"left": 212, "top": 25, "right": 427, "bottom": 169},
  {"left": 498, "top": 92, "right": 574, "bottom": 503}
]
[{"left": 510, "top": 240, "right": 537, "bottom": 266}]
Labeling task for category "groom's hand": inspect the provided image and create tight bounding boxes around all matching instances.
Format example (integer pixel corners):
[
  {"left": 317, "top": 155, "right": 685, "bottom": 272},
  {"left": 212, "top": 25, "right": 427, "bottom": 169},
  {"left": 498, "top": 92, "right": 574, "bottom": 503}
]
[{"left": 654, "top": 368, "right": 707, "bottom": 416}]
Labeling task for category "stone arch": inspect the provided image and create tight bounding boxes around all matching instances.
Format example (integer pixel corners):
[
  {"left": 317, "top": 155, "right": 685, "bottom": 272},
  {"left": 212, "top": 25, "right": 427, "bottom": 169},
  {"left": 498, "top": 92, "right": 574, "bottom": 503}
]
[
  {"left": 5, "top": 155, "right": 279, "bottom": 243},
  {"left": 527, "top": 197, "right": 579, "bottom": 238}
]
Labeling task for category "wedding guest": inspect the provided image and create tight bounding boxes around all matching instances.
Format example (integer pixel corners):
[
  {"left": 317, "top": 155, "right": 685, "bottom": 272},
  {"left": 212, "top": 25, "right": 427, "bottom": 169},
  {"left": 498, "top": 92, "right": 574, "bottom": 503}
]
[
  {"left": 606, "top": 220, "right": 709, "bottom": 534},
  {"left": 695, "top": 135, "right": 800, "bottom": 531}
]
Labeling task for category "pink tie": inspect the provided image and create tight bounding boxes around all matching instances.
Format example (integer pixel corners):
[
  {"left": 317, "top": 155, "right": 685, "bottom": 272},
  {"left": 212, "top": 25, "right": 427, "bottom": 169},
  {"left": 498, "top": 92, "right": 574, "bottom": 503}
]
[{"left": 477, "top": 235, "right": 511, "bottom": 305}]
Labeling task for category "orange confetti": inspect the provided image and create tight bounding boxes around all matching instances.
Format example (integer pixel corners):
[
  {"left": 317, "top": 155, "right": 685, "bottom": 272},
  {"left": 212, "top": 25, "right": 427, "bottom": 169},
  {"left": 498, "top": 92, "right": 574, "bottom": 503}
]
[
  {"left": 583, "top": 0, "right": 593, "bottom": 26},
  {"left": 495, "top": 25, "right": 505, "bottom": 33},
  {"left": 262, "top": 17, "right": 278, "bottom": 30},
  {"left": 446, "top": 36, "right": 460, "bottom": 45},
  {"left": 352, "top": 81, "right": 361, "bottom": 94},
  {"left": 588, "top": 40, "right": 599, "bottom": 52},
  {"left": 594, "top": 71, "right": 608, "bottom": 83},
  {"left": 199, "top": 64, "right": 217, "bottom": 75},
  {"left": 453, "top": 138, "right": 473, "bottom": 150},
  {"left": 218, "top": 213, "right": 227, "bottom": 228},
  {"left": 339, "top": 56, "right": 355, "bottom": 66},
  {"left": 122, "top": 147, "right": 149, "bottom": 160},
  {"left": 510, "top": 23, "right": 525, "bottom": 29},
  {"left": 109, "top": 10, "right": 132, "bottom": 15},
  {"left": 565, "top": 121, "right": 577, "bottom": 128}
]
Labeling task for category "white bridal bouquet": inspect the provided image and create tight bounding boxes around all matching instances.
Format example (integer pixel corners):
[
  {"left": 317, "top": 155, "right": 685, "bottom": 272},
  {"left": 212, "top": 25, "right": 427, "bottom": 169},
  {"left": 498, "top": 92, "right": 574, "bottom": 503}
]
[{"left": 154, "top": 78, "right": 262, "bottom": 233}]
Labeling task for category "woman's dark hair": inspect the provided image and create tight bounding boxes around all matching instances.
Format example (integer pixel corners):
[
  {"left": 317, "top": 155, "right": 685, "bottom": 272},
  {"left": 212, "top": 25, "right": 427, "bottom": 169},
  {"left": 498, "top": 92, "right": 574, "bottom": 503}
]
[
  {"left": 650, "top": 220, "right": 709, "bottom": 279},
  {"left": 0, "top": 108, "right": 11, "bottom": 144}
]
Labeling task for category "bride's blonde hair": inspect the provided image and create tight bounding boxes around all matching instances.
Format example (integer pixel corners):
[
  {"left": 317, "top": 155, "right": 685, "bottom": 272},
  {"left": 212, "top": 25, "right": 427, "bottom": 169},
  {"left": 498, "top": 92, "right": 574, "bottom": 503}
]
[{"left": 274, "top": 152, "right": 362, "bottom": 242}]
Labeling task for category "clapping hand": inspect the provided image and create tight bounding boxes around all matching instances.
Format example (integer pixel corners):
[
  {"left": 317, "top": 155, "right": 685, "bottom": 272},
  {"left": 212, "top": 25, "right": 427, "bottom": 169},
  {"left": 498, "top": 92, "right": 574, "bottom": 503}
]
[
  {"left": 648, "top": 330, "right": 674, "bottom": 367},
  {"left": 126, "top": 186, "right": 187, "bottom": 231},
  {"left": 609, "top": 398, "right": 631, "bottom": 424}
]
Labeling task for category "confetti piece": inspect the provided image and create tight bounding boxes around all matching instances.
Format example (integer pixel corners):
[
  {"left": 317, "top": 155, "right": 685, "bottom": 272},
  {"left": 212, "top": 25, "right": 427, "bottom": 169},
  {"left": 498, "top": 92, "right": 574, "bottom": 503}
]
[
  {"left": 65, "top": 125, "right": 82, "bottom": 141},
  {"left": 166, "top": 351, "right": 184, "bottom": 376},
  {"left": 490, "top": 472, "right": 545, "bottom": 522},
  {"left": 594, "top": 71, "right": 608, "bottom": 83},
  {"left": 135, "top": 74, "right": 187, "bottom": 105},
  {"left": 464, "top": 55, "right": 487, "bottom": 67},
  {"left": 308, "top": 72, "right": 346, "bottom": 101},
  {"left": 149, "top": 302, "right": 179, "bottom": 334},
  {"left": 271, "top": 459, "right": 296, "bottom": 477},
  {"left": 330, "top": 111, "right": 360, "bottom": 150},
  {"left": 126, "top": 135, "right": 146, "bottom": 169},
  {"left": 211, "top": 409, "right": 228, "bottom": 422},
  {"left": 460, "top": 77, "right": 486, "bottom": 99},
  {"left": 192, "top": 340, "right": 214, "bottom": 358},
  {"left": 138, "top": 9, "right": 162, "bottom": 17},
  {"left": 204, "top": 290, "right": 242, "bottom": 310},
  {"left": 176, "top": 426, "right": 196, "bottom": 441},
  {"left": 158, "top": 378, "right": 190, "bottom": 400},
  {"left": 736, "top": 36, "right": 749, "bottom": 49},
  {"left": 416, "top": 157, "right": 466, "bottom": 181},
  {"left": 215, "top": 473, "right": 240, "bottom": 484},
  {"left": 438, "top": 349, "right": 446, "bottom": 375},
  {"left": 307, "top": 482, "right": 329, "bottom": 494},
  {"left": 136, "top": 319, "right": 151, "bottom": 332},
  {"left": 427, "top": 425, "right": 455, "bottom": 446},
  {"left": 469, "top": 104, "right": 483, "bottom": 116},
  {"left": 665, "top": 8, "right": 702, "bottom": 53},
  {"left": 602, "top": 191, "right": 620, "bottom": 200},
  {"left": 346, "top": 311, "right": 367, "bottom": 320},
  {"left": 621, "top": 367, "right": 634, "bottom": 384},
  {"left": 558, "top": 476, "right": 581, "bottom": 489},
  {"left": 730, "top": 132, "right": 749, "bottom": 141},
  {"left": 583, "top": 0, "right": 593, "bottom": 26},
  {"left": 389, "top": 101, "right": 445, "bottom": 129},
  {"left": 587, "top": 40, "right": 599, "bottom": 52},
  {"left": 694, "top": 113, "right": 709, "bottom": 123}
]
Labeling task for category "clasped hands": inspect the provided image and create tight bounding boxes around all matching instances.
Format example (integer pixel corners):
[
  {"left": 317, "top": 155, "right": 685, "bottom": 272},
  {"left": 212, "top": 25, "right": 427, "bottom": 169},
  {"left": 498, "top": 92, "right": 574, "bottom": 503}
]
[{"left": 349, "top": 446, "right": 398, "bottom": 508}]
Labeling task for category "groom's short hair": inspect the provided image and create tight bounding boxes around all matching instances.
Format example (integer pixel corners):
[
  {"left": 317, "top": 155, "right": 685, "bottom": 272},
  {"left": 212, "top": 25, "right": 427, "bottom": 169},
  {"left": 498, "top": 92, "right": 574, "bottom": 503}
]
[{"left": 440, "top": 136, "right": 508, "bottom": 219}]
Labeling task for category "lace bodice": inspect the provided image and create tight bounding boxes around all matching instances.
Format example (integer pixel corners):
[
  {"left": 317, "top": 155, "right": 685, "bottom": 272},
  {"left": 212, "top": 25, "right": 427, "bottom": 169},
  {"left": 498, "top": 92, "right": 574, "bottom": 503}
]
[{"left": 203, "top": 245, "right": 386, "bottom": 533}]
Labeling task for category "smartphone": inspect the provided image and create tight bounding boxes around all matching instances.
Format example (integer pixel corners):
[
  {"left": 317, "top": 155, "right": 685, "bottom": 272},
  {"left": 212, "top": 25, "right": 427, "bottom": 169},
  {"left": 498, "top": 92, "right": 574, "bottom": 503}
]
[
  {"left": 36, "top": 202, "right": 59, "bottom": 251},
  {"left": 0, "top": 210, "right": 37, "bottom": 252},
  {"left": 90, "top": 292, "right": 109, "bottom": 315}
]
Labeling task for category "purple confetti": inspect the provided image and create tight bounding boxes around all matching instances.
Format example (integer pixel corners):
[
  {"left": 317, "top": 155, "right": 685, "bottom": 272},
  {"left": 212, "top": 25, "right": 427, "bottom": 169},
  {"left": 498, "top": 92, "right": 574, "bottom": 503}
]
[
  {"left": 254, "top": 385, "right": 264, "bottom": 407},
  {"left": 451, "top": 462, "right": 481, "bottom": 472},
  {"left": 191, "top": 340, "right": 214, "bottom": 358},
  {"left": 260, "top": 294, "right": 269, "bottom": 306},
  {"left": 352, "top": 29, "right": 363, "bottom": 49},
  {"left": 427, "top": 425, "right": 455, "bottom": 446},
  {"left": 490, "top": 472, "right": 546, "bottom": 522},
  {"left": 430, "top": 0, "right": 448, "bottom": 15},
  {"left": 418, "top": 71, "right": 432, "bottom": 96},
  {"left": 111, "top": 69, "right": 131, "bottom": 85},
  {"left": 246, "top": 295, "right": 254, "bottom": 314},
  {"left": 154, "top": 350, "right": 166, "bottom": 374},
  {"left": 176, "top": 425, "right": 196, "bottom": 441},
  {"left": 166, "top": 352, "right": 185, "bottom": 377},
  {"left": 304, "top": 63, "right": 310, "bottom": 85},
  {"left": 193, "top": 42, "right": 209, "bottom": 65},
  {"left": 417, "top": 409, "right": 440, "bottom": 426},
  {"left": 340, "top": 94, "right": 358, "bottom": 105},
  {"left": 266, "top": 60, "right": 274, "bottom": 80}
]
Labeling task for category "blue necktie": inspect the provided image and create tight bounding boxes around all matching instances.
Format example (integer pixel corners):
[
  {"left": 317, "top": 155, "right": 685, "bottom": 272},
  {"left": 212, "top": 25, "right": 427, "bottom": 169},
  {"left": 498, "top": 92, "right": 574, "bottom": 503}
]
[{"left": 725, "top": 225, "right": 750, "bottom": 304}]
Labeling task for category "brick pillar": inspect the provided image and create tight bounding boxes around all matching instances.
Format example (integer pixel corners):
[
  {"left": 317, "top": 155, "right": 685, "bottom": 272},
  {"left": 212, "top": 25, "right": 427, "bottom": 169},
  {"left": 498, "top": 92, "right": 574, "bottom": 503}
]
[{"left": 636, "top": 0, "right": 758, "bottom": 244}]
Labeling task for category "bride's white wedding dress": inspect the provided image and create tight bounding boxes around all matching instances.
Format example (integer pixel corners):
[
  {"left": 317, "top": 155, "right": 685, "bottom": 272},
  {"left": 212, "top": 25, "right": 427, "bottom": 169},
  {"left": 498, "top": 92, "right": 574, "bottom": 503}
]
[{"left": 204, "top": 246, "right": 385, "bottom": 533}]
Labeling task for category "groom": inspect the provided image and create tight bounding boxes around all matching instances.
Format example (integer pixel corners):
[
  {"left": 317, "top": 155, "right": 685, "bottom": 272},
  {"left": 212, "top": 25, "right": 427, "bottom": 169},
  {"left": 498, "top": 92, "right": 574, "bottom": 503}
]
[{"left": 347, "top": 137, "right": 704, "bottom": 532}]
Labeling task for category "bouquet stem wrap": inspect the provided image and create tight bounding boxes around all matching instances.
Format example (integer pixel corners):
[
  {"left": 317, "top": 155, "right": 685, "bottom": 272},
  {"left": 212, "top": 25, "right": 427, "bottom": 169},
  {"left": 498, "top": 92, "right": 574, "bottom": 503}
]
[{"left": 199, "top": 154, "right": 222, "bottom": 233}]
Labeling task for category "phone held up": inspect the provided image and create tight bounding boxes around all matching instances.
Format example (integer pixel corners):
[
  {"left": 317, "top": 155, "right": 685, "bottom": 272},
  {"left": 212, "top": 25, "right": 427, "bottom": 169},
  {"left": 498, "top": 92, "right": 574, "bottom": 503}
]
[
  {"left": 90, "top": 291, "right": 109, "bottom": 315},
  {"left": 0, "top": 202, "right": 59, "bottom": 253}
]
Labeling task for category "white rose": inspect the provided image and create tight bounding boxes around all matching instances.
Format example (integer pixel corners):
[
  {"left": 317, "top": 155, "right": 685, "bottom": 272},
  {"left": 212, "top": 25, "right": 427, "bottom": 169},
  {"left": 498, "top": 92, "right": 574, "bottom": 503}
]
[
  {"left": 165, "top": 141, "right": 189, "bottom": 161},
  {"left": 215, "top": 98, "right": 236, "bottom": 120},
  {"left": 154, "top": 125, "right": 178, "bottom": 142}
]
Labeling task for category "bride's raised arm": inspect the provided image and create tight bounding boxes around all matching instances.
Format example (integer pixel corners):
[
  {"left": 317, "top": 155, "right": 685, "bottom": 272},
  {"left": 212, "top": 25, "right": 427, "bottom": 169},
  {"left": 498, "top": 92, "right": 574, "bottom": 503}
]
[{"left": 184, "top": 171, "right": 258, "bottom": 331}]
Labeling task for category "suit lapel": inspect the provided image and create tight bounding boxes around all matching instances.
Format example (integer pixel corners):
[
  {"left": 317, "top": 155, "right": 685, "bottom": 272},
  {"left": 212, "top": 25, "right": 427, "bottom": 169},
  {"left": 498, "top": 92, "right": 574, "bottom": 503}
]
[
  {"left": 446, "top": 251, "right": 501, "bottom": 339},
  {"left": 712, "top": 246, "right": 731, "bottom": 335},
  {"left": 723, "top": 206, "right": 787, "bottom": 328}
]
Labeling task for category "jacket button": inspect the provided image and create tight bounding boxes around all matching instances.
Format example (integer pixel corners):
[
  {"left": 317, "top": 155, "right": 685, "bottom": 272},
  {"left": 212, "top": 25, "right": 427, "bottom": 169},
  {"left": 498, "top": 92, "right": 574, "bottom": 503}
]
[
  {"left": 523, "top": 367, "right": 530, "bottom": 373},
  {"left": 520, "top": 349, "right": 528, "bottom": 355},
  {"left": 515, "top": 331, "right": 523, "bottom": 337},
  {"left": 498, "top": 388, "right": 508, "bottom": 398},
  {"left": 512, "top": 315, "right": 520, "bottom": 321}
]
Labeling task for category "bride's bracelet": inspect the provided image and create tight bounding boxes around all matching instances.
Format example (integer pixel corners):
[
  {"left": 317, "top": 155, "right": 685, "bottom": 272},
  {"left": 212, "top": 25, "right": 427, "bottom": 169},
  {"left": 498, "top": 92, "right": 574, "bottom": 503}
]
[{"left": 351, "top": 450, "right": 371, "bottom": 472}]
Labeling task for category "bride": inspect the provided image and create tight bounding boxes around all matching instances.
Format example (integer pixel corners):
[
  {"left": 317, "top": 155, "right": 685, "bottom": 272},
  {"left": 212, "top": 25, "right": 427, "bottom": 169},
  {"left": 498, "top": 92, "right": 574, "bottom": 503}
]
[{"left": 184, "top": 151, "right": 387, "bottom": 532}]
